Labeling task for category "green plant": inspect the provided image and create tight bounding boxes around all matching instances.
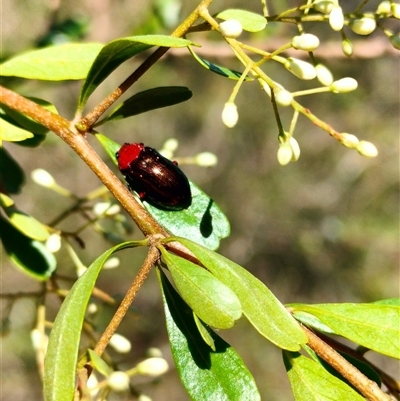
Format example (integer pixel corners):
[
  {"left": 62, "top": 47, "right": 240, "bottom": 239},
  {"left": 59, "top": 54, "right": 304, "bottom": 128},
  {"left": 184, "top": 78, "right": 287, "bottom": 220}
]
[{"left": 1, "top": 1, "right": 399, "bottom": 400}]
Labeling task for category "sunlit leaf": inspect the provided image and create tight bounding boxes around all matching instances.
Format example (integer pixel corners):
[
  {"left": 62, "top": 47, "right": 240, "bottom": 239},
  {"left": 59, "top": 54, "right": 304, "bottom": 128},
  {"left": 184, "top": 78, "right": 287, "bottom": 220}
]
[
  {"left": 0, "top": 43, "right": 104, "bottom": 80},
  {"left": 290, "top": 303, "right": 400, "bottom": 358},
  {"left": 0, "top": 118, "right": 34, "bottom": 142},
  {"left": 164, "top": 237, "right": 307, "bottom": 351},
  {"left": 43, "top": 240, "right": 142, "bottom": 401},
  {"left": 158, "top": 268, "right": 261, "bottom": 401},
  {"left": 78, "top": 35, "right": 195, "bottom": 109},
  {"left": 216, "top": 9, "right": 267, "bottom": 32},
  {"left": 283, "top": 351, "right": 364, "bottom": 401},
  {"left": 159, "top": 246, "right": 242, "bottom": 329}
]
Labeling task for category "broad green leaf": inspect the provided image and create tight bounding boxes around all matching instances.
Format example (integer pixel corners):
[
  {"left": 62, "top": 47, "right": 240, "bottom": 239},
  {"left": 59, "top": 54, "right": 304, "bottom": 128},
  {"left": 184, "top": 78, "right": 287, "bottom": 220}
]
[
  {"left": 188, "top": 46, "right": 253, "bottom": 81},
  {"left": 97, "top": 87, "right": 192, "bottom": 125},
  {"left": 43, "top": 240, "right": 140, "bottom": 401},
  {"left": 78, "top": 35, "right": 194, "bottom": 109},
  {"left": 165, "top": 237, "right": 307, "bottom": 351},
  {"left": 0, "top": 147, "right": 25, "bottom": 193},
  {"left": 283, "top": 351, "right": 364, "bottom": 401},
  {"left": 290, "top": 303, "right": 400, "bottom": 358},
  {"left": 6, "top": 209, "right": 49, "bottom": 241},
  {"left": 216, "top": 9, "right": 267, "bottom": 32},
  {"left": 0, "top": 215, "right": 56, "bottom": 280},
  {"left": 0, "top": 118, "right": 34, "bottom": 142},
  {"left": 0, "top": 43, "right": 104, "bottom": 80},
  {"left": 159, "top": 246, "right": 242, "bottom": 329},
  {"left": 95, "top": 134, "right": 231, "bottom": 250},
  {"left": 158, "top": 268, "right": 261, "bottom": 401}
]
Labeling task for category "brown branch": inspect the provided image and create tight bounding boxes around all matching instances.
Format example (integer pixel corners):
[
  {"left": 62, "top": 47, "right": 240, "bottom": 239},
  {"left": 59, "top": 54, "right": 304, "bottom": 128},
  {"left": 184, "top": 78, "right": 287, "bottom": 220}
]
[{"left": 303, "top": 325, "right": 392, "bottom": 401}]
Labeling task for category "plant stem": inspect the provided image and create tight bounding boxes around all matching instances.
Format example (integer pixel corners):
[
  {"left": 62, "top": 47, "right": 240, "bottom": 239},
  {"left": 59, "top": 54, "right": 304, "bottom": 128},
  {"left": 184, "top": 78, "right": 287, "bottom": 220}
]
[{"left": 303, "top": 325, "right": 392, "bottom": 401}]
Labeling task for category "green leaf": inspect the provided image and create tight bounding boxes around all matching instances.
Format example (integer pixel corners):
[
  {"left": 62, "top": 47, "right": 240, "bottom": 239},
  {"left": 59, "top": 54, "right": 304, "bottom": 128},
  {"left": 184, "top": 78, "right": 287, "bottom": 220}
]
[
  {"left": 43, "top": 240, "right": 140, "bottom": 401},
  {"left": 78, "top": 35, "right": 194, "bottom": 109},
  {"left": 0, "top": 215, "right": 56, "bottom": 280},
  {"left": 159, "top": 246, "right": 242, "bottom": 329},
  {"left": 95, "top": 134, "right": 231, "bottom": 250},
  {"left": 292, "top": 311, "right": 336, "bottom": 334},
  {"left": 6, "top": 209, "right": 49, "bottom": 241},
  {"left": 283, "top": 351, "right": 364, "bottom": 401},
  {"left": 193, "top": 313, "right": 216, "bottom": 351},
  {"left": 0, "top": 147, "right": 25, "bottom": 193},
  {"left": 87, "top": 349, "right": 112, "bottom": 377},
  {"left": 0, "top": 43, "right": 104, "bottom": 80},
  {"left": 290, "top": 303, "right": 400, "bottom": 358},
  {"left": 0, "top": 193, "right": 14, "bottom": 207},
  {"left": 97, "top": 86, "right": 192, "bottom": 124},
  {"left": 188, "top": 46, "right": 253, "bottom": 81},
  {"left": 158, "top": 268, "right": 261, "bottom": 401},
  {"left": 0, "top": 117, "right": 34, "bottom": 142},
  {"left": 165, "top": 237, "right": 307, "bottom": 351},
  {"left": 216, "top": 9, "right": 267, "bottom": 32}
]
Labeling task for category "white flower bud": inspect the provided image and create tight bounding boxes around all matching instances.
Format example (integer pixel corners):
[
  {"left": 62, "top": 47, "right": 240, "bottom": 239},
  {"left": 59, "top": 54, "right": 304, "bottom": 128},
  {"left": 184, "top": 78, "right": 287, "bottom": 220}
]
[
  {"left": 292, "top": 34, "right": 320, "bottom": 51},
  {"left": 376, "top": 1, "right": 391, "bottom": 15},
  {"left": 103, "top": 257, "right": 120, "bottom": 269},
  {"left": 222, "top": 102, "right": 238, "bottom": 128},
  {"left": 289, "top": 137, "right": 301, "bottom": 161},
  {"left": 349, "top": 16, "right": 376, "bottom": 35},
  {"left": 389, "top": 34, "right": 400, "bottom": 50},
  {"left": 277, "top": 142, "right": 293, "bottom": 166},
  {"left": 391, "top": 3, "right": 400, "bottom": 19},
  {"left": 330, "top": 77, "right": 358, "bottom": 93},
  {"left": 109, "top": 333, "right": 132, "bottom": 354},
  {"left": 146, "top": 347, "right": 163, "bottom": 358},
  {"left": 195, "top": 152, "right": 218, "bottom": 167},
  {"left": 31, "top": 328, "right": 48, "bottom": 352},
  {"left": 339, "top": 133, "right": 359, "bottom": 148},
  {"left": 274, "top": 88, "right": 293, "bottom": 106},
  {"left": 315, "top": 64, "right": 334, "bottom": 86},
  {"left": 46, "top": 233, "right": 62, "bottom": 253},
  {"left": 31, "top": 169, "right": 55, "bottom": 187},
  {"left": 313, "top": 0, "right": 334, "bottom": 14},
  {"left": 136, "top": 357, "right": 169, "bottom": 376},
  {"left": 356, "top": 141, "right": 378, "bottom": 158},
  {"left": 87, "top": 303, "right": 98, "bottom": 314},
  {"left": 260, "top": 80, "right": 272, "bottom": 96},
  {"left": 329, "top": 5, "right": 344, "bottom": 31},
  {"left": 159, "top": 138, "right": 178, "bottom": 159},
  {"left": 138, "top": 395, "right": 152, "bottom": 401},
  {"left": 284, "top": 58, "right": 317, "bottom": 80},
  {"left": 93, "top": 202, "right": 111, "bottom": 216},
  {"left": 107, "top": 371, "right": 130, "bottom": 392},
  {"left": 219, "top": 19, "right": 243, "bottom": 38},
  {"left": 341, "top": 38, "right": 353, "bottom": 57}
]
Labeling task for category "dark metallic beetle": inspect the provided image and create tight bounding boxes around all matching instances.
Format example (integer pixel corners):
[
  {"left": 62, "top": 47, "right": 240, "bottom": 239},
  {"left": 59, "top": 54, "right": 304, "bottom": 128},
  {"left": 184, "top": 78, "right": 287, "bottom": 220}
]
[{"left": 116, "top": 143, "right": 192, "bottom": 211}]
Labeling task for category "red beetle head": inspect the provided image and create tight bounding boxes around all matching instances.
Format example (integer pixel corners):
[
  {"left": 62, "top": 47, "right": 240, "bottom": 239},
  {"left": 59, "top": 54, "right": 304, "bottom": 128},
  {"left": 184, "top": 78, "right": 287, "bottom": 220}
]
[{"left": 116, "top": 143, "right": 145, "bottom": 170}]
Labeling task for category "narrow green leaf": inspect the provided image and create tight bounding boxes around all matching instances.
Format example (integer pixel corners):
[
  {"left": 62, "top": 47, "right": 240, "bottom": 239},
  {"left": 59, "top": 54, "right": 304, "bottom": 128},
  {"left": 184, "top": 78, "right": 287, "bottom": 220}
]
[
  {"left": 87, "top": 349, "right": 113, "bottom": 377},
  {"left": 97, "top": 86, "right": 192, "bottom": 124},
  {"left": 95, "top": 134, "right": 231, "bottom": 250},
  {"left": 188, "top": 46, "right": 253, "bottom": 81},
  {"left": 165, "top": 237, "right": 307, "bottom": 351},
  {"left": 193, "top": 313, "right": 216, "bottom": 351},
  {"left": 0, "top": 147, "right": 25, "bottom": 193},
  {"left": 216, "top": 9, "right": 267, "bottom": 32},
  {"left": 0, "top": 215, "right": 56, "bottom": 280},
  {"left": 290, "top": 303, "right": 400, "bottom": 359},
  {"left": 292, "top": 311, "right": 336, "bottom": 334},
  {"left": 6, "top": 208, "right": 49, "bottom": 241},
  {"left": 159, "top": 246, "right": 242, "bottom": 329},
  {"left": 78, "top": 35, "right": 194, "bottom": 109},
  {"left": 0, "top": 43, "right": 104, "bottom": 80},
  {"left": 158, "top": 268, "right": 261, "bottom": 401},
  {"left": 0, "top": 193, "right": 14, "bottom": 207},
  {"left": 283, "top": 351, "right": 364, "bottom": 401},
  {"left": 43, "top": 240, "right": 140, "bottom": 401},
  {"left": 0, "top": 118, "right": 34, "bottom": 142}
]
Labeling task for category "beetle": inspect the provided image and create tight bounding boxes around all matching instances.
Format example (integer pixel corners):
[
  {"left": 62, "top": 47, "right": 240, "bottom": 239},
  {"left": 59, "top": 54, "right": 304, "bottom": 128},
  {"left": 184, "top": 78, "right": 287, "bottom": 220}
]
[{"left": 116, "top": 143, "right": 192, "bottom": 211}]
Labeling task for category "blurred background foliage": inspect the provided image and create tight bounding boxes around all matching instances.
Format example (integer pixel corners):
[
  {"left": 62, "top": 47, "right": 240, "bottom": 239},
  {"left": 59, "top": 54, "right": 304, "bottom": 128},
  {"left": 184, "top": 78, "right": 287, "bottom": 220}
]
[{"left": 1, "top": 0, "right": 399, "bottom": 400}]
